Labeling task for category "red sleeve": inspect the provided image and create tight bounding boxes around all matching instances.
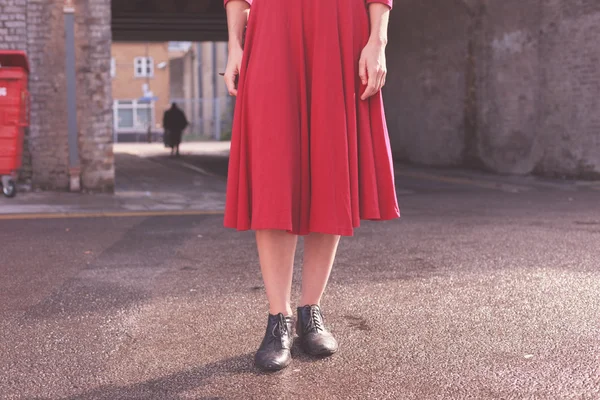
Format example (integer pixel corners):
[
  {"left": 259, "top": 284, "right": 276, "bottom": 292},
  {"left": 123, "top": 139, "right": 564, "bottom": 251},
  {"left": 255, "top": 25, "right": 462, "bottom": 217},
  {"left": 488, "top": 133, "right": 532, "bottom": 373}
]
[
  {"left": 224, "top": 0, "right": 252, "bottom": 6},
  {"left": 366, "top": 0, "right": 392, "bottom": 9}
]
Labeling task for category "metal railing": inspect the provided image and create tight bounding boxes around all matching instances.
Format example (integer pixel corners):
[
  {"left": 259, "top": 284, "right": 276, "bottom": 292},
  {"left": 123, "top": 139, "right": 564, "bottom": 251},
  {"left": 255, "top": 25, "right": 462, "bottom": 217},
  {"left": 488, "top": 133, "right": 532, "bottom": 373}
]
[{"left": 170, "top": 97, "right": 234, "bottom": 141}]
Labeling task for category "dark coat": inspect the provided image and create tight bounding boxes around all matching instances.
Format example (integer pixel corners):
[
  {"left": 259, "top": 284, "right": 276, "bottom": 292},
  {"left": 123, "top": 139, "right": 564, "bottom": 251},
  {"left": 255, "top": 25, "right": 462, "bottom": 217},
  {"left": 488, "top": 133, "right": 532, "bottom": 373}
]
[{"left": 163, "top": 106, "right": 189, "bottom": 147}]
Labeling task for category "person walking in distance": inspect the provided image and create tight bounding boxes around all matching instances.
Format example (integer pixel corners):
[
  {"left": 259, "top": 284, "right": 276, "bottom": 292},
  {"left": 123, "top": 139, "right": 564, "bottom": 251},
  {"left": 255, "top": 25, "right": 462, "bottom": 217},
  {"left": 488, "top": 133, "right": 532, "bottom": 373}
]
[
  {"left": 163, "top": 103, "right": 189, "bottom": 157},
  {"left": 223, "top": 0, "right": 400, "bottom": 371}
]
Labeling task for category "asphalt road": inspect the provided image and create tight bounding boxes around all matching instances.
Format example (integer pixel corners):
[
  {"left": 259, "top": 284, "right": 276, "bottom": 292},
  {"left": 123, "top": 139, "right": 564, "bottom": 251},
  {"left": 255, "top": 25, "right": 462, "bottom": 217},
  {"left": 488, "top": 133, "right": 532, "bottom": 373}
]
[{"left": 2, "top": 155, "right": 600, "bottom": 399}]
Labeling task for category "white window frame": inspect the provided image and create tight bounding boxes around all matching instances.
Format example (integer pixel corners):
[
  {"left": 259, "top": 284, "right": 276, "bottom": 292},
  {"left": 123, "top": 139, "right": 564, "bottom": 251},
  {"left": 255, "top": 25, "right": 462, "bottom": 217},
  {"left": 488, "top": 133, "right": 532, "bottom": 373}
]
[
  {"left": 134, "top": 56, "right": 154, "bottom": 78},
  {"left": 110, "top": 57, "right": 116, "bottom": 78},
  {"left": 113, "top": 99, "right": 155, "bottom": 134}
]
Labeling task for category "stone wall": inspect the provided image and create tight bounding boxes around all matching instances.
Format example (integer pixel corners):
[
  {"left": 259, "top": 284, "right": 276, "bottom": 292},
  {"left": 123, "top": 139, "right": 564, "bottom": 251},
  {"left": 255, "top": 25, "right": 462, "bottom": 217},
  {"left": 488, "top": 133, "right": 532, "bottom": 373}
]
[
  {"left": 0, "top": 0, "right": 27, "bottom": 49},
  {"left": 27, "top": 0, "right": 71, "bottom": 189},
  {"left": 536, "top": 0, "right": 600, "bottom": 178},
  {"left": 386, "top": 0, "right": 600, "bottom": 178},
  {"left": 0, "top": 0, "right": 113, "bottom": 191},
  {"left": 0, "top": 0, "right": 31, "bottom": 182},
  {"left": 385, "top": 0, "right": 471, "bottom": 167},
  {"left": 75, "top": 0, "right": 114, "bottom": 191},
  {"left": 4, "top": 0, "right": 600, "bottom": 186}
]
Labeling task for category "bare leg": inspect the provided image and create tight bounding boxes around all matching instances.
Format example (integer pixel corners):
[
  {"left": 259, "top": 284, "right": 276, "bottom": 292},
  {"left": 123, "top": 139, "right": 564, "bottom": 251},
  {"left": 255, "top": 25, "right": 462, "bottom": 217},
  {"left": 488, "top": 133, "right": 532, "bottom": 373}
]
[
  {"left": 300, "top": 233, "right": 341, "bottom": 306},
  {"left": 256, "top": 230, "right": 298, "bottom": 316}
]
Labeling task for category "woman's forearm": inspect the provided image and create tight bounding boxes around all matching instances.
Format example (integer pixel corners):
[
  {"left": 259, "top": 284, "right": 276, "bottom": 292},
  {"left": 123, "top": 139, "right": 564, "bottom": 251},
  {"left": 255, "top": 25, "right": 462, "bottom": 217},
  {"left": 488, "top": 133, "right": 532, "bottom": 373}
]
[
  {"left": 368, "top": 3, "right": 390, "bottom": 46},
  {"left": 226, "top": 0, "right": 250, "bottom": 48}
]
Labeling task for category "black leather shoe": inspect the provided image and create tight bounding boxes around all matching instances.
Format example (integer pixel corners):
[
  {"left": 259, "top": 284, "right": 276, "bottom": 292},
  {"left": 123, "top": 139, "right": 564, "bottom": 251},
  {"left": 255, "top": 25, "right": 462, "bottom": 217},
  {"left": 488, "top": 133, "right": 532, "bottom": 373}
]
[
  {"left": 255, "top": 313, "right": 294, "bottom": 371},
  {"left": 296, "top": 305, "right": 338, "bottom": 357}
]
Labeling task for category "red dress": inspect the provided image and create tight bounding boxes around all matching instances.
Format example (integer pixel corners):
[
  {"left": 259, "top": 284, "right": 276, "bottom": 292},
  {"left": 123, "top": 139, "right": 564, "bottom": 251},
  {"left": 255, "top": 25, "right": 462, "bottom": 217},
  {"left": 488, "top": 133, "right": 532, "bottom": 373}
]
[{"left": 224, "top": 0, "right": 399, "bottom": 236}]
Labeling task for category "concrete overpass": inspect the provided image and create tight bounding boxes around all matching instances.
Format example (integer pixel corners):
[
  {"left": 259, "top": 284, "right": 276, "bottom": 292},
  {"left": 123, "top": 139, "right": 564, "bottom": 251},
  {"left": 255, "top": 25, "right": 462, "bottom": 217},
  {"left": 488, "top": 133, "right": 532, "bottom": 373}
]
[
  {"left": 112, "top": 0, "right": 228, "bottom": 42},
  {"left": 1, "top": 0, "right": 599, "bottom": 191}
]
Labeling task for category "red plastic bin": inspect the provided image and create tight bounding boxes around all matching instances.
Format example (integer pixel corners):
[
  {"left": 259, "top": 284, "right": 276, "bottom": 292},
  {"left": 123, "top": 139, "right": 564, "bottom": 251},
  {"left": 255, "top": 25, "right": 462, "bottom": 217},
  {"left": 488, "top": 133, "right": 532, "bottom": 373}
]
[{"left": 0, "top": 50, "right": 29, "bottom": 197}]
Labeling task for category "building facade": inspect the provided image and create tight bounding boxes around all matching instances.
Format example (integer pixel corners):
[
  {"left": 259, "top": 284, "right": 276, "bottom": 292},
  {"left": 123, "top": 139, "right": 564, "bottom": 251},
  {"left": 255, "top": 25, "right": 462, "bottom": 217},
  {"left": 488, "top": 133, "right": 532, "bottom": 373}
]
[
  {"left": 169, "top": 42, "right": 231, "bottom": 140},
  {"left": 111, "top": 42, "right": 170, "bottom": 142},
  {"left": 1, "top": 0, "right": 600, "bottom": 191}
]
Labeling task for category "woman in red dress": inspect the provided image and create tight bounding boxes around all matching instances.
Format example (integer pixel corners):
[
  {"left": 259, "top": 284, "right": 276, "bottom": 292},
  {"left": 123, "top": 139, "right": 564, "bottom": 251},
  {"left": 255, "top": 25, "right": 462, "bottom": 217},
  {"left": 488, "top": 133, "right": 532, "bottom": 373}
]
[{"left": 224, "top": 0, "right": 399, "bottom": 371}]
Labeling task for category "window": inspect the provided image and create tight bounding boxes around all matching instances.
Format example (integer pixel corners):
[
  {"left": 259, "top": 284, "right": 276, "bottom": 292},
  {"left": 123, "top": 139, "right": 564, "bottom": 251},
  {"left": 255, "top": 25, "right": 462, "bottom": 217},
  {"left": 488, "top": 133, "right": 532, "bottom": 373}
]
[
  {"left": 110, "top": 58, "right": 116, "bottom": 78},
  {"left": 168, "top": 42, "right": 192, "bottom": 52},
  {"left": 134, "top": 57, "right": 154, "bottom": 77},
  {"left": 117, "top": 107, "right": 134, "bottom": 129},
  {"left": 113, "top": 99, "right": 155, "bottom": 132}
]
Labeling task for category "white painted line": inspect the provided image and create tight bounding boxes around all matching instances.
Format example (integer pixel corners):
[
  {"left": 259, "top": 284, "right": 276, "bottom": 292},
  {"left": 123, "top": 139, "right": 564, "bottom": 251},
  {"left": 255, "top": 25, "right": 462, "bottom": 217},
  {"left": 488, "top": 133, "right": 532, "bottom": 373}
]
[{"left": 175, "top": 160, "right": 223, "bottom": 179}]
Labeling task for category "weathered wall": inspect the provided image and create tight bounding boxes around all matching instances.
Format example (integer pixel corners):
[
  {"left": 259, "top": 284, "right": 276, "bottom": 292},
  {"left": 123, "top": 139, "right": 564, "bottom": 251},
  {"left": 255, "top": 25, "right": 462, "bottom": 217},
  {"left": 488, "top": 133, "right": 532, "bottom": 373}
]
[
  {"left": 385, "top": 0, "right": 471, "bottom": 166},
  {"left": 387, "top": 0, "right": 600, "bottom": 178},
  {"left": 536, "top": 0, "right": 600, "bottom": 178},
  {"left": 475, "top": 0, "right": 542, "bottom": 174},
  {"left": 0, "top": 0, "right": 113, "bottom": 190},
  {"left": 27, "top": 0, "right": 71, "bottom": 189},
  {"left": 1, "top": 0, "right": 32, "bottom": 182},
  {"left": 75, "top": 0, "right": 114, "bottom": 191},
  {"left": 5, "top": 0, "right": 600, "bottom": 186}
]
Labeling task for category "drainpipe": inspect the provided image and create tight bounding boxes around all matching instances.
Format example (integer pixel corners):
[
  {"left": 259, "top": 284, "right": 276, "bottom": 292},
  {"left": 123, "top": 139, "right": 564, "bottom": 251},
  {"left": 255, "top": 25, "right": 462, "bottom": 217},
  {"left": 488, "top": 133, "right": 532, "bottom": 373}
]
[{"left": 64, "top": 0, "right": 80, "bottom": 191}]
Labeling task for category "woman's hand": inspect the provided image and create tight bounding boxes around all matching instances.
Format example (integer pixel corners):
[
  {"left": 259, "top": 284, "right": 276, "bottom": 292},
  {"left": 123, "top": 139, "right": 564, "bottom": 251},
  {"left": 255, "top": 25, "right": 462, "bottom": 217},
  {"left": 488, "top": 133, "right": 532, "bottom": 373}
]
[
  {"left": 359, "top": 40, "right": 387, "bottom": 101},
  {"left": 225, "top": 45, "right": 244, "bottom": 96},
  {"left": 224, "top": 0, "right": 250, "bottom": 96}
]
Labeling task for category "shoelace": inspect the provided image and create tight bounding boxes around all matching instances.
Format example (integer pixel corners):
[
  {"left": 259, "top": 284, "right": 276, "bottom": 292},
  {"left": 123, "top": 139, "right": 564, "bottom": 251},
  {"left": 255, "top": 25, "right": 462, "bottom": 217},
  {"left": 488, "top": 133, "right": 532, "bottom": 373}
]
[
  {"left": 271, "top": 314, "right": 289, "bottom": 339},
  {"left": 304, "top": 306, "right": 324, "bottom": 333}
]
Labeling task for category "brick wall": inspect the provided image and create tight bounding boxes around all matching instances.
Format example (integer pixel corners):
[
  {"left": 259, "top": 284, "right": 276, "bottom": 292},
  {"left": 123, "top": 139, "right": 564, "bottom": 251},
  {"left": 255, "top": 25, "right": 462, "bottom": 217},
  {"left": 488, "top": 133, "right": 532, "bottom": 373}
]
[
  {"left": 0, "top": 0, "right": 27, "bottom": 50},
  {"left": 1, "top": 0, "right": 31, "bottom": 182},
  {"left": 75, "top": 0, "right": 114, "bottom": 191},
  {"left": 27, "top": 0, "right": 71, "bottom": 189},
  {"left": 0, "top": 0, "right": 114, "bottom": 190},
  {"left": 387, "top": 0, "right": 600, "bottom": 178}
]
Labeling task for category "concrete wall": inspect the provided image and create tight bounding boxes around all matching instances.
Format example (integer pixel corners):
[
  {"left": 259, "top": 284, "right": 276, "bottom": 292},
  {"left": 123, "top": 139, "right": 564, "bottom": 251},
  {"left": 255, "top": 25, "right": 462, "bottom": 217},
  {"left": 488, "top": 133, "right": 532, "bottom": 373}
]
[
  {"left": 385, "top": 0, "right": 471, "bottom": 166},
  {"left": 0, "top": 0, "right": 113, "bottom": 190},
  {"left": 386, "top": 0, "right": 600, "bottom": 178},
  {"left": 536, "top": 0, "right": 600, "bottom": 178}
]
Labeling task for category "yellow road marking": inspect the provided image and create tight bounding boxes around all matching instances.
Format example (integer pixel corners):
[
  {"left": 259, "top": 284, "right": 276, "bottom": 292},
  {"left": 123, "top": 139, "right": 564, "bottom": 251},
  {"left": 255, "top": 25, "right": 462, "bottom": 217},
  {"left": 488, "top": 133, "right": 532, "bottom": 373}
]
[
  {"left": 396, "top": 170, "right": 528, "bottom": 193},
  {"left": 0, "top": 209, "right": 224, "bottom": 221}
]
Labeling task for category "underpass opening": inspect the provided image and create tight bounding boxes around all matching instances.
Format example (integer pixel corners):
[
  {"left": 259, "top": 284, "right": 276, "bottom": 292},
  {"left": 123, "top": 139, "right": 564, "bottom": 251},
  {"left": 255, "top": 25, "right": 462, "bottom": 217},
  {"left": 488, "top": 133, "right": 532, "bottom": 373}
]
[{"left": 110, "top": 0, "right": 234, "bottom": 199}]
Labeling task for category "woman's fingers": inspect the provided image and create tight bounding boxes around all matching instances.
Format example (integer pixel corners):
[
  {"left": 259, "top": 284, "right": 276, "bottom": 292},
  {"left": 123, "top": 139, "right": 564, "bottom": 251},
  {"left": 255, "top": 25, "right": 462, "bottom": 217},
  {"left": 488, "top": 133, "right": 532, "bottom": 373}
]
[
  {"left": 224, "top": 69, "right": 238, "bottom": 96},
  {"left": 224, "top": 47, "right": 243, "bottom": 97},
  {"left": 359, "top": 57, "right": 368, "bottom": 86},
  {"left": 361, "top": 75, "right": 376, "bottom": 100},
  {"left": 361, "top": 64, "right": 383, "bottom": 100},
  {"left": 377, "top": 68, "right": 386, "bottom": 93},
  {"left": 361, "top": 60, "right": 377, "bottom": 100},
  {"left": 361, "top": 63, "right": 387, "bottom": 100},
  {"left": 359, "top": 41, "right": 387, "bottom": 100}
]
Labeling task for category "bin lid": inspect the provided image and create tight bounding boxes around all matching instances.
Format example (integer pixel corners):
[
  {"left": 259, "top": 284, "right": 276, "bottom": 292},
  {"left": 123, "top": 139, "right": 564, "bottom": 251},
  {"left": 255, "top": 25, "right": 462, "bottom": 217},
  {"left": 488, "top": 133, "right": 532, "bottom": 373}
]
[{"left": 0, "top": 51, "right": 29, "bottom": 72}]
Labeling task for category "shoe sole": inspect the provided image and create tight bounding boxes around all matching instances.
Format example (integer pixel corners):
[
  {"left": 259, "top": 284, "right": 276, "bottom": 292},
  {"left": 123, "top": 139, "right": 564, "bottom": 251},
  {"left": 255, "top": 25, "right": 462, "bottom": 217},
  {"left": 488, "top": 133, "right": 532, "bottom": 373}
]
[
  {"left": 256, "top": 361, "right": 291, "bottom": 372},
  {"left": 299, "top": 342, "right": 339, "bottom": 358}
]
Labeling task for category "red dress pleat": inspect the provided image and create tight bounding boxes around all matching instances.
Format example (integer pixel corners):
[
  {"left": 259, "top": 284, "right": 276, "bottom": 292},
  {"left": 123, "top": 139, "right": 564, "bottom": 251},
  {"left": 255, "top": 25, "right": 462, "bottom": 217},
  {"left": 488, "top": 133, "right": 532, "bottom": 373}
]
[{"left": 224, "top": 0, "right": 400, "bottom": 236}]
